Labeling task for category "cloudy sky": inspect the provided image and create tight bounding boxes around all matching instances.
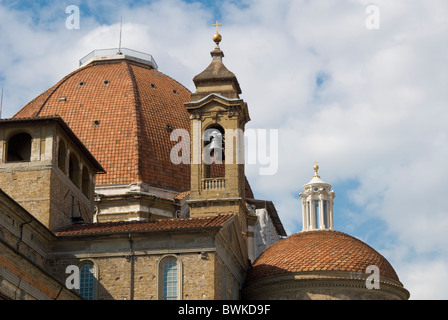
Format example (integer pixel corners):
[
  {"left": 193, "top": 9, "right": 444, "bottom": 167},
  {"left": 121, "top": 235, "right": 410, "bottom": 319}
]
[{"left": 1, "top": 0, "right": 447, "bottom": 299}]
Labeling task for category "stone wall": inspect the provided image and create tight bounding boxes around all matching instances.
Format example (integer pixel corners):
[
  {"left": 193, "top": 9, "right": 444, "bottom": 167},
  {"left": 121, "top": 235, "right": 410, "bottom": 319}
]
[
  {"left": 0, "top": 167, "right": 52, "bottom": 227},
  {"left": 0, "top": 166, "right": 92, "bottom": 231},
  {"left": 0, "top": 240, "right": 80, "bottom": 300},
  {"left": 50, "top": 251, "right": 218, "bottom": 300},
  {"left": 215, "top": 255, "right": 240, "bottom": 300},
  {"left": 0, "top": 120, "right": 97, "bottom": 231},
  {"left": 0, "top": 190, "right": 80, "bottom": 300},
  {"left": 50, "top": 168, "right": 93, "bottom": 230},
  {"left": 242, "top": 273, "right": 410, "bottom": 300},
  {"left": 0, "top": 190, "right": 50, "bottom": 270}
]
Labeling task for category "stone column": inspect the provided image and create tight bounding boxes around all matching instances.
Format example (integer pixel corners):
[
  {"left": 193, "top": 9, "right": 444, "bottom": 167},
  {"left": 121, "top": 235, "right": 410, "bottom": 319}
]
[
  {"left": 309, "top": 195, "right": 316, "bottom": 230},
  {"left": 329, "top": 197, "right": 334, "bottom": 230},
  {"left": 319, "top": 196, "right": 324, "bottom": 230}
]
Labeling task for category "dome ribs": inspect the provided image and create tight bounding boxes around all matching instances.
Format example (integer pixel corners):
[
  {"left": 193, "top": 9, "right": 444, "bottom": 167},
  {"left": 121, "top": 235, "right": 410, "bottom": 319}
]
[{"left": 129, "top": 64, "right": 191, "bottom": 191}]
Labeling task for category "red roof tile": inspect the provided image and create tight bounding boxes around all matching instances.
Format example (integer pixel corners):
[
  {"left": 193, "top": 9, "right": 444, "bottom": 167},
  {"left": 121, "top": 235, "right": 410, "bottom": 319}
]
[
  {"left": 174, "top": 191, "right": 190, "bottom": 201},
  {"left": 13, "top": 60, "right": 191, "bottom": 191},
  {"left": 55, "top": 213, "right": 235, "bottom": 236},
  {"left": 248, "top": 230, "right": 400, "bottom": 282}
]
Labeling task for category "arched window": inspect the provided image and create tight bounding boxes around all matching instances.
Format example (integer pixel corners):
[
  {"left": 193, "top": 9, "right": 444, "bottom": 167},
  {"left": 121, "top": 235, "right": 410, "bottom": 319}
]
[
  {"left": 6, "top": 133, "right": 32, "bottom": 162},
  {"left": 163, "top": 260, "right": 178, "bottom": 300},
  {"left": 69, "top": 153, "right": 81, "bottom": 188},
  {"left": 203, "top": 126, "right": 225, "bottom": 161},
  {"left": 81, "top": 166, "right": 90, "bottom": 197},
  {"left": 158, "top": 256, "right": 182, "bottom": 300},
  {"left": 79, "top": 261, "right": 96, "bottom": 300},
  {"left": 58, "top": 140, "right": 67, "bottom": 172}
]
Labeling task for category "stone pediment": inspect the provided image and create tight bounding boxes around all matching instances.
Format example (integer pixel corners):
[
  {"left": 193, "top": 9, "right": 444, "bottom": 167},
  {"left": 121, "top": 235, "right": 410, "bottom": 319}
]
[
  {"left": 185, "top": 93, "right": 241, "bottom": 108},
  {"left": 185, "top": 93, "right": 250, "bottom": 123}
]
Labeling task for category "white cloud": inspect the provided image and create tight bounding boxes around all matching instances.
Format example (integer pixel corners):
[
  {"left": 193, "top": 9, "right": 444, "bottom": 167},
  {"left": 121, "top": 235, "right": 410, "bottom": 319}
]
[
  {"left": 393, "top": 256, "right": 448, "bottom": 300},
  {"left": 219, "top": 0, "right": 448, "bottom": 300},
  {"left": 0, "top": 0, "right": 447, "bottom": 299}
]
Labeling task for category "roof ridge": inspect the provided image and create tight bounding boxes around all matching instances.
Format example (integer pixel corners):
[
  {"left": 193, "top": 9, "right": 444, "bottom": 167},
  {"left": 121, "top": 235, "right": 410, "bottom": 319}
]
[
  {"left": 123, "top": 61, "right": 145, "bottom": 183},
  {"left": 54, "top": 214, "right": 236, "bottom": 236},
  {"left": 61, "top": 213, "right": 235, "bottom": 229},
  {"left": 154, "top": 68, "right": 191, "bottom": 94}
]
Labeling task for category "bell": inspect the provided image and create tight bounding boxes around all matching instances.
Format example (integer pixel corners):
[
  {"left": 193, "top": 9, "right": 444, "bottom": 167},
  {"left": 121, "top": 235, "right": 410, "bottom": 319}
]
[
  {"left": 205, "top": 129, "right": 223, "bottom": 150},
  {"left": 208, "top": 135, "right": 223, "bottom": 151},
  {"left": 204, "top": 129, "right": 224, "bottom": 163}
]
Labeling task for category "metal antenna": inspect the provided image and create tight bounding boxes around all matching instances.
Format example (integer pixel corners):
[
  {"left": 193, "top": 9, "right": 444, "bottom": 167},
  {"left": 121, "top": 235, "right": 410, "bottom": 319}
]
[{"left": 118, "top": 16, "right": 123, "bottom": 55}]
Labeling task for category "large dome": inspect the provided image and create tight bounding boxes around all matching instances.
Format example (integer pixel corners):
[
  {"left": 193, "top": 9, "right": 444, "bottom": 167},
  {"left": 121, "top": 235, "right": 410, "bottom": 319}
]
[{"left": 13, "top": 52, "right": 191, "bottom": 191}]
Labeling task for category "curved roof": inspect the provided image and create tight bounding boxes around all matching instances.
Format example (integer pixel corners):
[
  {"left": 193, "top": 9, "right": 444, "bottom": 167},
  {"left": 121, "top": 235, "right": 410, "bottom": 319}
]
[
  {"left": 247, "top": 230, "right": 400, "bottom": 282},
  {"left": 13, "top": 59, "right": 191, "bottom": 191},
  {"left": 304, "top": 175, "right": 330, "bottom": 187}
]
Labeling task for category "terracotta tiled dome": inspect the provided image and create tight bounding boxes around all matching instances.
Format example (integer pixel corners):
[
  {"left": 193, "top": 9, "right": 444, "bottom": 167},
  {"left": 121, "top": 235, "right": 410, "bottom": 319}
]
[
  {"left": 13, "top": 59, "right": 191, "bottom": 191},
  {"left": 247, "top": 230, "right": 400, "bottom": 282}
]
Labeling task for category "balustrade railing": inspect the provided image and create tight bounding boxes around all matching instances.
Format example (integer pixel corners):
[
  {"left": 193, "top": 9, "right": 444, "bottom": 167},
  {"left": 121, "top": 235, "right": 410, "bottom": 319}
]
[
  {"left": 202, "top": 178, "right": 226, "bottom": 190},
  {"left": 79, "top": 48, "right": 158, "bottom": 70}
]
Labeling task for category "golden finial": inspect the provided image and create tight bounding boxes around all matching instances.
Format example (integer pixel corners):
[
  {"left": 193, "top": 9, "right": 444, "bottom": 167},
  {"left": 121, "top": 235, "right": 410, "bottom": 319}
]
[
  {"left": 213, "top": 20, "right": 222, "bottom": 46},
  {"left": 313, "top": 161, "right": 320, "bottom": 178}
]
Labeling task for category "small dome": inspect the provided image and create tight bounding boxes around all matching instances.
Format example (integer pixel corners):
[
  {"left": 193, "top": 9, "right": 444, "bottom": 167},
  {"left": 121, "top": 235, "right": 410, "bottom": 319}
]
[
  {"left": 304, "top": 175, "right": 330, "bottom": 187},
  {"left": 247, "top": 230, "right": 400, "bottom": 282},
  {"left": 244, "top": 230, "right": 410, "bottom": 299},
  {"left": 303, "top": 163, "right": 330, "bottom": 187}
]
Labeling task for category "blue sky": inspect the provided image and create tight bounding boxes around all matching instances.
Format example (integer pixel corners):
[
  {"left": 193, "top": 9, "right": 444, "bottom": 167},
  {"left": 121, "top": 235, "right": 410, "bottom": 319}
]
[{"left": 1, "top": 0, "right": 448, "bottom": 299}]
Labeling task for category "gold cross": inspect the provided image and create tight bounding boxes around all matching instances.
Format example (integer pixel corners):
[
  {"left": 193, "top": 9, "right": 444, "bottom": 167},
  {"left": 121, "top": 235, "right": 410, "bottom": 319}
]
[{"left": 213, "top": 20, "right": 222, "bottom": 34}]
